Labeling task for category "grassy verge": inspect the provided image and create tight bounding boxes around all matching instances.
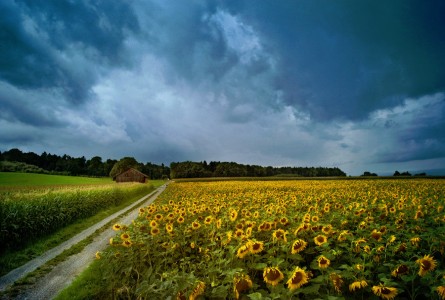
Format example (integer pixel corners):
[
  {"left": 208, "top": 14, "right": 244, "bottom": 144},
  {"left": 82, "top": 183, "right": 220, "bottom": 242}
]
[
  {"left": 54, "top": 259, "right": 110, "bottom": 300},
  {"left": 0, "top": 180, "right": 164, "bottom": 277}
]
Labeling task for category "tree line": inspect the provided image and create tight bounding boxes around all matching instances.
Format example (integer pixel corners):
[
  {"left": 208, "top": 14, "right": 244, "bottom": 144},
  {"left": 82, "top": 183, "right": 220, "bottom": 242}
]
[
  {"left": 170, "top": 161, "right": 346, "bottom": 178},
  {"left": 0, "top": 148, "right": 170, "bottom": 179}
]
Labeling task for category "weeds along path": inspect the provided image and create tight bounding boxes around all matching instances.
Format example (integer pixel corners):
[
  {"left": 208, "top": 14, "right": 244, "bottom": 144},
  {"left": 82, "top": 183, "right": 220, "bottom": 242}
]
[{"left": 0, "top": 183, "right": 169, "bottom": 299}]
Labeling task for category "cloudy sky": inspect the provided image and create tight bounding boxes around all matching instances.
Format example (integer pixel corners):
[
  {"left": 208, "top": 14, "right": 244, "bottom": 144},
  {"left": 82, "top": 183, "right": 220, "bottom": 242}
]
[{"left": 1, "top": 1, "right": 445, "bottom": 175}]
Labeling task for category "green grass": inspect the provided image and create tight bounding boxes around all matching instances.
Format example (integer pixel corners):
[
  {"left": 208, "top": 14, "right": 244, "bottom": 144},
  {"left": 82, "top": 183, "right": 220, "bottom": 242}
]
[
  {"left": 0, "top": 180, "right": 164, "bottom": 277},
  {"left": 0, "top": 172, "right": 113, "bottom": 186},
  {"left": 54, "top": 259, "right": 109, "bottom": 300}
]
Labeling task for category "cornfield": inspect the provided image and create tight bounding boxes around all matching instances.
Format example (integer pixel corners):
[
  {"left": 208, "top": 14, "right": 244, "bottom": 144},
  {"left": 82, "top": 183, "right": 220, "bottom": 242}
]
[
  {"left": 101, "top": 179, "right": 445, "bottom": 299},
  {"left": 0, "top": 183, "right": 153, "bottom": 250}
]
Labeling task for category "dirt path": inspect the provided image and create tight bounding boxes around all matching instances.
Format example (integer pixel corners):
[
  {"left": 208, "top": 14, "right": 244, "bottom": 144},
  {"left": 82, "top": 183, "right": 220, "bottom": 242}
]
[{"left": 0, "top": 183, "right": 168, "bottom": 299}]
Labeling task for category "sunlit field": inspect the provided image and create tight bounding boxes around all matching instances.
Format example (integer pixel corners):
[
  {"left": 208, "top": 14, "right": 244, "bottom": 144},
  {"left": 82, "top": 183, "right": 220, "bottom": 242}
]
[{"left": 97, "top": 179, "right": 445, "bottom": 299}]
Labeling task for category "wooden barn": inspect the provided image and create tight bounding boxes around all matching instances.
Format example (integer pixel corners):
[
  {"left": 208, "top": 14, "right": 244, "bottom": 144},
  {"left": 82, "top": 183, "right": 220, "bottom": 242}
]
[{"left": 113, "top": 168, "right": 149, "bottom": 183}]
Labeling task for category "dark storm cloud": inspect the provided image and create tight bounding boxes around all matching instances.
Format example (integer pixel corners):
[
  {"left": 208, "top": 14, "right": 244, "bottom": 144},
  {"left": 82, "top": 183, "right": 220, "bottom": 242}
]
[
  {"left": 221, "top": 1, "right": 445, "bottom": 122},
  {"left": 1, "top": 0, "right": 444, "bottom": 175},
  {"left": 0, "top": 0, "right": 139, "bottom": 103}
]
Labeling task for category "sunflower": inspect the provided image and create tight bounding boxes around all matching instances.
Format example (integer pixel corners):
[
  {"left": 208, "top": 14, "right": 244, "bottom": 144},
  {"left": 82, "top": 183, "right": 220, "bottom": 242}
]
[
  {"left": 311, "top": 215, "right": 319, "bottom": 223},
  {"left": 414, "top": 210, "right": 424, "bottom": 220},
  {"left": 337, "top": 230, "right": 350, "bottom": 242},
  {"left": 109, "top": 238, "right": 114, "bottom": 245},
  {"left": 416, "top": 254, "right": 437, "bottom": 276},
  {"left": 166, "top": 223, "right": 173, "bottom": 234},
  {"left": 150, "top": 220, "right": 159, "bottom": 228},
  {"left": 245, "top": 227, "right": 253, "bottom": 237},
  {"left": 371, "top": 229, "right": 383, "bottom": 241},
  {"left": 263, "top": 267, "right": 284, "bottom": 286},
  {"left": 291, "top": 239, "right": 308, "bottom": 254},
  {"left": 317, "top": 255, "right": 330, "bottom": 268},
  {"left": 387, "top": 235, "right": 396, "bottom": 244},
  {"left": 112, "top": 224, "right": 122, "bottom": 231},
  {"left": 286, "top": 267, "right": 309, "bottom": 290},
  {"left": 120, "top": 233, "right": 130, "bottom": 240},
  {"left": 372, "top": 284, "right": 398, "bottom": 300},
  {"left": 191, "top": 221, "right": 201, "bottom": 230},
  {"left": 189, "top": 281, "right": 205, "bottom": 300},
  {"left": 230, "top": 209, "right": 238, "bottom": 222},
  {"left": 204, "top": 216, "right": 213, "bottom": 225},
  {"left": 322, "top": 225, "right": 333, "bottom": 235},
  {"left": 155, "top": 213, "right": 163, "bottom": 221},
  {"left": 248, "top": 240, "right": 264, "bottom": 254},
  {"left": 410, "top": 237, "right": 421, "bottom": 246},
  {"left": 236, "top": 223, "right": 244, "bottom": 230},
  {"left": 177, "top": 216, "right": 185, "bottom": 224},
  {"left": 314, "top": 234, "right": 328, "bottom": 246},
  {"left": 236, "top": 244, "right": 250, "bottom": 259},
  {"left": 280, "top": 217, "right": 289, "bottom": 226},
  {"left": 216, "top": 218, "right": 222, "bottom": 229},
  {"left": 391, "top": 264, "right": 409, "bottom": 277},
  {"left": 151, "top": 227, "right": 160, "bottom": 236},
  {"left": 253, "top": 211, "right": 260, "bottom": 218},
  {"left": 95, "top": 251, "right": 101, "bottom": 259},
  {"left": 329, "top": 273, "right": 343, "bottom": 294},
  {"left": 233, "top": 274, "right": 253, "bottom": 299},
  {"left": 376, "top": 246, "right": 386, "bottom": 254},
  {"left": 349, "top": 280, "right": 368, "bottom": 292},
  {"left": 437, "top": 286, "right": 445, "bottom": 300},
  {"left": 272, "top": 229, "right": 288, "bottom": 243},
  {"left": 122, "top": 239, "right": 132, "bottom": 247}
]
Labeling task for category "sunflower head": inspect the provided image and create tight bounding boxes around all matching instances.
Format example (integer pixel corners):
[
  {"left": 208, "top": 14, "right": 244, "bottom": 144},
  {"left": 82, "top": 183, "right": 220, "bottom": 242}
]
[
  {"left": 112, "top": 224, "right": 122, "bottom": 231},
  {"left": 437, "top": 286, "right": 445, "bottom": 299},
  {"left": 291, "top": 239, "right": 308, "bottom": 254},
  {"left": 189, "top": 281, "right": 205, "bottom": 300},
  {"left": 236, "top": 244, "right": 250, "bottom": 259},
  {"left": 191, "top": 221, "right": 201, "bottom": 230},
  {"left": 247, "top": 240, "right": 264, "bottom": 254},
  {"left": 122, "top": 240, "right": 132, "bottom": 247},
  {"left": 349, "top": 280, "right": 368, "bottom": 292},
  {"left": 233, "top": 274, "right": 253, "bottom": 299},
  {"left": 229, "top": 209, "right": 238, "bottom": 222},
  {"left": 150, "top": 227, "right": 160, "bottom": 236},
  {"left": 372, "top": 284, "right": 398, "bottom": 300},
  {"left": 314, "top": 234, "right": 328, "bottom": 246},
  {"left": 371, "top": 229, "right": 383, "bottom": 241},
  {"left": 329, "top": 273, "right": 343, "bottom": 294},
  {"left": 272, "top": 229, "right": 288, "bottom": 243},
  {"left": 391, "top": 264, "right": 409, "bottom": 277},
  {"left": 416, "top": 254, "right": 437, "bottom": 276},
  {"left": 120, "top": 232, "right": 130, "bottom": 240},
  {"left": 263, "top": 267, "right": 284, "bottom": 286},
  {"left": 286, "top": 267, "right": 309, "bottom": 290},
  {"left": 317, "top": 255, "right": 331, "bottom": 268}
]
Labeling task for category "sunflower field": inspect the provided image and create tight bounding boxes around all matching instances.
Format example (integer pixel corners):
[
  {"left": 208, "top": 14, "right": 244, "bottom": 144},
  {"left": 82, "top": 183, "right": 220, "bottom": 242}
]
[{"left": 101, "top": 179, "right": 445, "bottom": 299}]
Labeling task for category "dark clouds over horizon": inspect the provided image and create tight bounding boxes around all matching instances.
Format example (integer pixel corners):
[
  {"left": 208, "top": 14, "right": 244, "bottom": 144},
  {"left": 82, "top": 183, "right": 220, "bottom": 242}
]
[{"left": 1, "top": 0, "right": 444, "bottom": 175}]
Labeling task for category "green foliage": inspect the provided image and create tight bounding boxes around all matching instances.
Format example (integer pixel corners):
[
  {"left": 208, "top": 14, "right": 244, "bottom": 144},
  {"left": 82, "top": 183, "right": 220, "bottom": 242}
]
[
  {"left": 170, "top": 161, "right": 347, "bottom": 178},
  {"left": 0, "top": 148, "right": 170, "bottom": 179},
  {"left": 0, "top": 161, "right": 52, "bottom": 174},
  {"left": 109, "top": 157, "right": 140, "bottom": 178}
]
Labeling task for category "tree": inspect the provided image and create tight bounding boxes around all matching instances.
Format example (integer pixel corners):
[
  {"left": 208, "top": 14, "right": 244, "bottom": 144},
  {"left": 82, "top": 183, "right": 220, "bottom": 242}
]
[
  {"left": 109, "top": 157, "right": 140, "bottom": 178},
  {"left": 87, "top": 156, "right": 104, "bottom": 176}
]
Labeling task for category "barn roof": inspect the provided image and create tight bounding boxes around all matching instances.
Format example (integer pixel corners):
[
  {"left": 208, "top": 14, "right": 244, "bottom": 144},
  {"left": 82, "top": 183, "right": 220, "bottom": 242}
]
[{"left": 113, "top": 168, "right": 149, "bottom": 180}]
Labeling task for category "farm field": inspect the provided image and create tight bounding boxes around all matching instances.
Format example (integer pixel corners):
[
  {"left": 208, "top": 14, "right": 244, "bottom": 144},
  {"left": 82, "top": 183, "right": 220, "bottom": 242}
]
[
  {"left": 0, "top": 172, "right": 113, "bottom": 188},
  {"left": 85, "top": 179, "right": 445, "bottom": 300},
  {"left": 0, "top": 174, "right": 161, "bottom": 277}
]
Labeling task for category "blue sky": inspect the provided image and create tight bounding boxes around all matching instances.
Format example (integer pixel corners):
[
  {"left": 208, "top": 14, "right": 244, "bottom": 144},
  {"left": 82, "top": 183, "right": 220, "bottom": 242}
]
[{"left": 1, "top": 1, "right": 444, "bottom": 175}]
